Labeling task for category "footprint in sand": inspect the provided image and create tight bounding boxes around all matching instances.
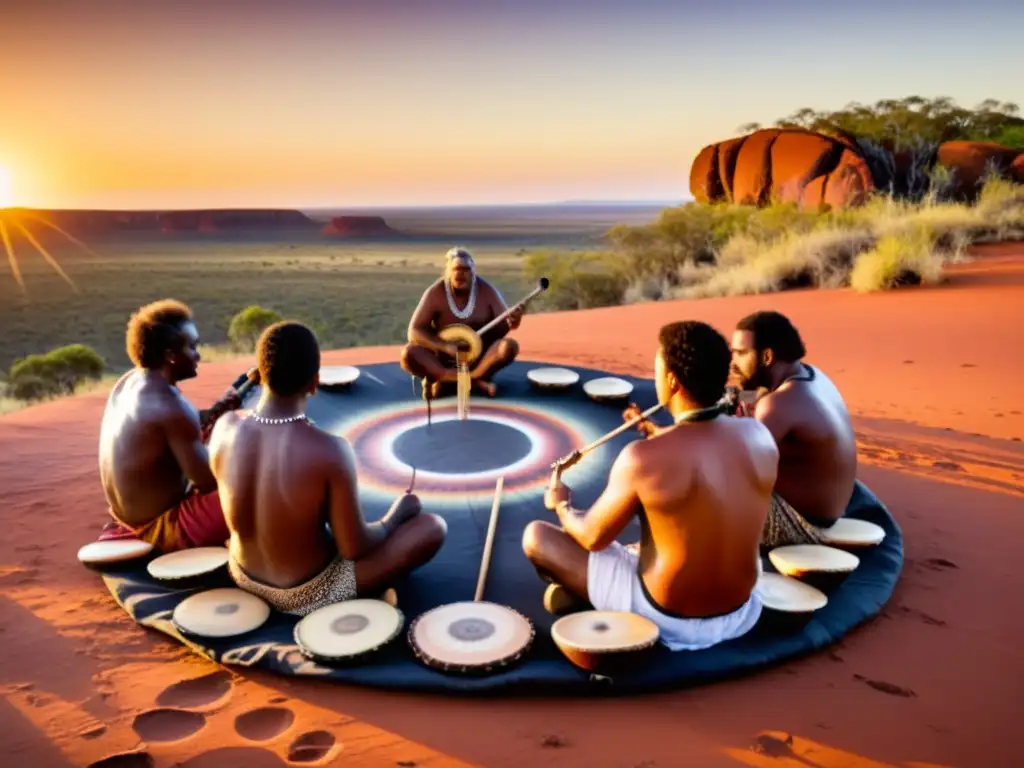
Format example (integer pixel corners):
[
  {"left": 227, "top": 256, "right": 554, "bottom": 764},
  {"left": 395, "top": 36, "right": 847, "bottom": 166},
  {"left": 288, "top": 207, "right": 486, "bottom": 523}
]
[
  {"left": 178, "top": 746, "right": 287, "bottom": 767},
  {"left": 287, "top": 731, "right": 338, "bottom": 763},
  {"left": 132, "top": 708, "right": 207, "bottom": 742},
  {"left": 87, "top": 753, "right": 155, "bottom": 768},
  {"left": 852, "top": 674, "right": 916, "bottom": 698},
  {"left": 235, "top": 706, "right": 296, "bottom": 741},
  {"left": 155, "top": 670, "right": 233, "bottom": 709}
]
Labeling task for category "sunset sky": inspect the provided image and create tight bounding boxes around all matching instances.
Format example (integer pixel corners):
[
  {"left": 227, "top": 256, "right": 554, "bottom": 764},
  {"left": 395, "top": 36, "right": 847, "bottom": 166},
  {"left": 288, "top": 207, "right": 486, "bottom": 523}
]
[{"left": 1, "top": 0, "right": 1021, "bottom": 210}]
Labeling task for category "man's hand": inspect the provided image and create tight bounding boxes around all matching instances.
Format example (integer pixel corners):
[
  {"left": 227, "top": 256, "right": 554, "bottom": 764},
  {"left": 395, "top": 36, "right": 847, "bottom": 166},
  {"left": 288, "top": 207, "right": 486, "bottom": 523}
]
[
  {"left": 384, "top": 492, "right": 422, "bottom": 530},
  {"left": 544, "top": 480, "right": 571, "bottom": 511},
  {"left": 506, "top": 305, "right": 524, "bottom": 331},
  {"left": 623, "top": 402, "right": 656, "bottom": 437}
]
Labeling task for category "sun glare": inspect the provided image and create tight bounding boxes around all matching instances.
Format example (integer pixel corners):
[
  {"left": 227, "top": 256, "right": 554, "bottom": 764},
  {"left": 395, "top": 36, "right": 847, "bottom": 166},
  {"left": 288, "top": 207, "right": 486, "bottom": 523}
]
[{"left": 0, "top": 165, "right": 13, "bottom": 208}]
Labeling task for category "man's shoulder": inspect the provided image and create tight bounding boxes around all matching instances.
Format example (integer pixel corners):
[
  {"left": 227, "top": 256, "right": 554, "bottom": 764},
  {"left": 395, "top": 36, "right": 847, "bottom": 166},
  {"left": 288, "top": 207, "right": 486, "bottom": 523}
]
[{"left": 423, "top": 278, "right": 445, "bottom": 297}]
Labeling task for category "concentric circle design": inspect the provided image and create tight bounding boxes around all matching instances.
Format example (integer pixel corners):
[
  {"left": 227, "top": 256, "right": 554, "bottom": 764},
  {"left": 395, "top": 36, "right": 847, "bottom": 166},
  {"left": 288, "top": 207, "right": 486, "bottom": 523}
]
[{"left": 334, "top": 399, "right": 608, "bottom": 505}]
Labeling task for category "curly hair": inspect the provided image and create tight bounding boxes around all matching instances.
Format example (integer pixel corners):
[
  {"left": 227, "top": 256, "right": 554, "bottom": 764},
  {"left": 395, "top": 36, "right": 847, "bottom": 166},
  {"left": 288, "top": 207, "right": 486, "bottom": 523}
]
[
  {"left": 125, "top": 299, "right": 194, "bottom": 369},
  {"left": 257, "top": 321, "right": 321, "bottom": 397},
  {"left": 736, "top": 310, "right": 806, "bottom": 362},
  {"left": 657, "top": 320, "right": 731, "bottom": 408}
]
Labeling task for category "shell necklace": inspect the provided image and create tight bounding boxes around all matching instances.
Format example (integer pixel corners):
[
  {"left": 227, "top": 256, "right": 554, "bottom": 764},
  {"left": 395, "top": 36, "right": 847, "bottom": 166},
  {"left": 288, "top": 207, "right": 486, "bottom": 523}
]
[
  {"left": 445, "top": 275, "right": 477, "bottom": 320},
  {"left": 248, "top": 412, "right": 309, "bottom": 425}
]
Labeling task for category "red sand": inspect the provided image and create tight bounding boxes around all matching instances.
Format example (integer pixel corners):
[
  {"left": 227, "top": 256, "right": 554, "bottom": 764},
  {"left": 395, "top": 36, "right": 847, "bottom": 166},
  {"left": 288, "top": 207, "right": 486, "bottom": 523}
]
[{"left": 1, "top": 243, "right": 1021, "bottom": 767}]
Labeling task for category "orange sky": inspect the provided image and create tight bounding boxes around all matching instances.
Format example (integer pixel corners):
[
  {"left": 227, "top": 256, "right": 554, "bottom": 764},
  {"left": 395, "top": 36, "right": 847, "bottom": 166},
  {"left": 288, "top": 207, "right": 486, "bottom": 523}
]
[{"left": 1, "top": 1, "right": 1021, "bottom": 209}]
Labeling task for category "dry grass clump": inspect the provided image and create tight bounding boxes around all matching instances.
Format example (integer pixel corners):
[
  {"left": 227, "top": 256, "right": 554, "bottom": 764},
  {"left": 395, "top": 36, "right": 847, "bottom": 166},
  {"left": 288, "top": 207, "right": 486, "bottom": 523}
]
[{"left": 524, "top": 178, "right": 1024, "bottom": 306}]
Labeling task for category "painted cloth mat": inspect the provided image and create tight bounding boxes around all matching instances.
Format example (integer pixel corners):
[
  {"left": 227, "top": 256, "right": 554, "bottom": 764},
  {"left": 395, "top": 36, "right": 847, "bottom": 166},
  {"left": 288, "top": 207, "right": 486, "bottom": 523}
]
[{"left": 97, "top": 361, "right": 903, "bottom": 694}]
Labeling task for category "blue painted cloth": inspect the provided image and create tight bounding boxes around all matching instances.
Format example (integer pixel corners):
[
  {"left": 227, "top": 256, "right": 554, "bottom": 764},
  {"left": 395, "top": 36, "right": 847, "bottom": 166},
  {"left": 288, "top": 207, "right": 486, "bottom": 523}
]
[{"left": 97, "top": 361, "right": 902, "bottom": 694}]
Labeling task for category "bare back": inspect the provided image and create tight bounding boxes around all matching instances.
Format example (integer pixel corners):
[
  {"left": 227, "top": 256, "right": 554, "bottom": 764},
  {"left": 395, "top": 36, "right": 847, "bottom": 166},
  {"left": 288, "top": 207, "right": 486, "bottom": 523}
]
[
  {"left": 208, "top": 412, "right": 347, "bottom": 588},
  {"left": 756, "top": 364, "right": 857, "bottom": 523},
  {"left": 631, "top": 416, "right": 778, "bottom": 617},
  {"left": 99, "top": 370, "right": 204, "bottom": 527}
]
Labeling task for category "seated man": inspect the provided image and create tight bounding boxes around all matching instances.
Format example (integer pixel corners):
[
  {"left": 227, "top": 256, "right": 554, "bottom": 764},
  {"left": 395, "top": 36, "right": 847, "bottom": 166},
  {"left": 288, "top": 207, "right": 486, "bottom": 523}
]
[
  {"left": 209, "top": 321, "right": 447, "bottom": 616},
  {"left": 400, "top": 247, "right": 522, "bottom": 398},
  {"left": 728, "top": 310, "right": 858, "bottom": 548},
  {"left": 522, "top": 321, "right": 779, "bottom": 651},
  {"left": 97, "top": 299, "right": 238, "bottom": 551}
]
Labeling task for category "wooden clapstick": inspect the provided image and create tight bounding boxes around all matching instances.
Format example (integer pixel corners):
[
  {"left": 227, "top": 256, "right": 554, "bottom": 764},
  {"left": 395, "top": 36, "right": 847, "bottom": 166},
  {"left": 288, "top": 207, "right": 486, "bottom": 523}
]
[{"left": 474, "top": 476, "right": 504, "bottom": 602}]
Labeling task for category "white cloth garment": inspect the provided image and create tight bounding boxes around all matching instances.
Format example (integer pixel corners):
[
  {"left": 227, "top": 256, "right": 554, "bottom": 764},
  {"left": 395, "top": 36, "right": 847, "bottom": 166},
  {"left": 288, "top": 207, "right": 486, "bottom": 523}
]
[{"left": 587, "top": 541, "right": 762, "bottom": 651}]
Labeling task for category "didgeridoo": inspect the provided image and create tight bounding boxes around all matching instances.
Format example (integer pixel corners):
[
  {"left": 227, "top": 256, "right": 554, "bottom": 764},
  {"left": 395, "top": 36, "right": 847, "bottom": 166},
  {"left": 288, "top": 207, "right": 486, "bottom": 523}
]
[
  {"left": 548, "top": 402, "right": 664, "bottom": 486},
  {"left": 200, "top": 367, "right": 260, "bottom": 428}
]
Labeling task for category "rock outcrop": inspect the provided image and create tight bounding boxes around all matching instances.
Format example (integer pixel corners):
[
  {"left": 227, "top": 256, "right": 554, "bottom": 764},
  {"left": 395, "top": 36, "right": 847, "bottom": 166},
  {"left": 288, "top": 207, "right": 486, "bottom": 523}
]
[
  {"left": 321, "top": 215, "right": 400, "bottom": 238},
  {"left": 16, "top": 209, "right": 319, "bottom": 235},
  {"left": 690, "top": 129, "right": 1024, "bottom": 209},
  {"left": 691, "top": 128, "right": 874, "bottom": 210}
]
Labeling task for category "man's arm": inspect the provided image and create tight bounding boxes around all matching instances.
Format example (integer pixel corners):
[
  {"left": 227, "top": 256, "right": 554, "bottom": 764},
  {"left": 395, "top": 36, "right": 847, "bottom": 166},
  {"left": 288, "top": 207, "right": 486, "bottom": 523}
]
[
  {"left": 326, "top": 437, "right": 391, "bottom": 561},
  {"left": 555, "top": 444, "right": 641, "bottom": 551},
  {"left": 165, "top": 408, "right": 218, "bottom": 494},
  {"left": 481, "top": 281, "right": 513, "bottom": 343},
  {"left": 407, "top": 285, "right": 449, "bottom": 353}
]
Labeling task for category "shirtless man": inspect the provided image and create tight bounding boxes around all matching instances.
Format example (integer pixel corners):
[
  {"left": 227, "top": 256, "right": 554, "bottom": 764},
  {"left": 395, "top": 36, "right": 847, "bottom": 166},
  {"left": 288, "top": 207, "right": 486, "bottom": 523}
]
[
  {"left": 209, "top": 321, "right": 447, "bottom": 616},
  {"left": 400, "top": 247, "right": 523, "bottom": 398},
  {"left": 728, "top": 310, "right": 858, "bottom": 547},
  {"left": 97, "top": 299, "right": 238, "bottom": 551},
  {"left": 521, "top": 321, "right": 778, "bottom": 651}
]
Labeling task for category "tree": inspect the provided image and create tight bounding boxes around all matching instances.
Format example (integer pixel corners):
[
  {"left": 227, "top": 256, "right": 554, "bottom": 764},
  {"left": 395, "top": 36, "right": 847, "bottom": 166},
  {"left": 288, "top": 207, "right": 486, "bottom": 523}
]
[
  {"left": 228, "top": 305, "right": 283, "bottom": 352},
  {"left": 764, "top": 96, "right": 1023, "bottom": 148}
]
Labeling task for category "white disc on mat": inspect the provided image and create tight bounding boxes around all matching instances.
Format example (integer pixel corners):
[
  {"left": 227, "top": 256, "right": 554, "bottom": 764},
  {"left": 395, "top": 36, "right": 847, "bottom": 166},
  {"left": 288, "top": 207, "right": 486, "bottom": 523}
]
[
  {"left": 147, "top": 546, "right": 229, "bottom": 581},
  {"left": 527, "top": 367, "right": 580, "bottom": 389},
  {"left": 173, "top": 587, "right": 270, "bottom": 638},
  {"left": 816, "top": 518, "right": 885, "bottom": 547},
  {"left": 583, "top": 376, "right": 633, "bottom": 401},
  {"left": 77, "top": 539, "right": 153, "bottom": 565}
]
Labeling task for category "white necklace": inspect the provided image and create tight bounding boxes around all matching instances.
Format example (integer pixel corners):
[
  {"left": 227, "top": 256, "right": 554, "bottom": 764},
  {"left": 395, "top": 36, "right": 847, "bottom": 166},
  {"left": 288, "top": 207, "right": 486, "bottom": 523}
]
[
  {"left": 248, "top": 412, "right": 308, "bottom": 425},
  {"left": 445, "top": 276, "right": 477, "bottom": 319}
]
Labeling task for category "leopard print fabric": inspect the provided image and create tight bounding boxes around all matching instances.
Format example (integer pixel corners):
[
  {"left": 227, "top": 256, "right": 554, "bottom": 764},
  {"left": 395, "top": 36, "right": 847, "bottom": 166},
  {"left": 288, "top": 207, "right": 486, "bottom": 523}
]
[
  {"left": 228, "top": 556, "right": 357, "bottom": 617},
  {"left": 762, "top": 493, "right": 827, "bottom": 548}
]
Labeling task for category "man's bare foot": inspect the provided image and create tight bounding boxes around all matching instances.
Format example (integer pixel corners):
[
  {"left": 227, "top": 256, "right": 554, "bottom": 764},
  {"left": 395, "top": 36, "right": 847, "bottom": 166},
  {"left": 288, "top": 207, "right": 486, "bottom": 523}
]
[{"left": 472, "top": 379, "right": 497, "bottom": 397}]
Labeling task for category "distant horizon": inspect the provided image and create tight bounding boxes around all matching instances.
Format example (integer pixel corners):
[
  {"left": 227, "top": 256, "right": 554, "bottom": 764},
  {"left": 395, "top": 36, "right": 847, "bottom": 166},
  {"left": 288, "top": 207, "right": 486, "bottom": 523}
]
[{"left": 4, "top": 197, "right": 688, "bottom": 214}]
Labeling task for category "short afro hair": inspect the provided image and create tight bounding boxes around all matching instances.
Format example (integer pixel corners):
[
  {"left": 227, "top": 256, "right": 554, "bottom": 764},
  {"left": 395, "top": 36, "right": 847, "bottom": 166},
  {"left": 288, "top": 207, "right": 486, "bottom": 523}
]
[
  {"left": 736, "top": 310, "right": 806, "bottom": 363},
  {"left": 657, "top": 320, "right": 731, "bottom": 408},
  {"left": 125, "top": 299, "right": 194, "bottom": 369},
  {"left": 256, "top": 321, "right": 321, "bottom": 397}
]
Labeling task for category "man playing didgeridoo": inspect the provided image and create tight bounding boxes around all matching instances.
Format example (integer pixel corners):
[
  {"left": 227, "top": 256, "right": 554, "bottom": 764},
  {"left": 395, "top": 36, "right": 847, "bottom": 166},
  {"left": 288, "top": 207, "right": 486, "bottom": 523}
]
[
  {"left": 400, "top": 247, "right": 523, "bottom": 399},
  {"left": 209, "top": 321, "right": 447, "bottom": 616},
  {"left": 97, "top": 300, "right": 241, "bottom": 551},
  {"left": 726, "top": 310, "right": 857, "bottom": 548},
  {"left": 522, "top": 321, "right": 778, "bottom": 650}
]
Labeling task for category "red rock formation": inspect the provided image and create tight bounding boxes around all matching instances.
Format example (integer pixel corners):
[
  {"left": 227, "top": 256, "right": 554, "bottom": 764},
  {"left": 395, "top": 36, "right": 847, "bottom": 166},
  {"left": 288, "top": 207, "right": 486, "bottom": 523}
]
[
  {"left": 690, "top": 128, "right": 875, "bottom": 210},
  {"left": 21, "top": 208, "right": 317, "bottom": 235},
  {"left": 1012, "top": 154, "right": 1024, "bottom": 184},
  {"left": 689, "top": 129, "right": 1022, "bottom": 209},
  {"left": 322, "top": 216, "right": 400, "bottom": 238},
  {"left": 731, "top": 129, "right": 783, "bottom": 205},
  {"left": 936, "top": 141, "right": 1023, "bottom": 198},
  {"left": 688, "top": 145, "right": 720, "bottom": 204}
]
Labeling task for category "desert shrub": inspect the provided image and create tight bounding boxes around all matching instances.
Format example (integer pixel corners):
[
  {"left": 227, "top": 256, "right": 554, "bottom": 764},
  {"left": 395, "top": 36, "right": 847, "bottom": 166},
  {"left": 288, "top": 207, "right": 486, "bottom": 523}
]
[
  {"left": 523, "top": 249, "right": 629, "bottom": 310},
  {"left": 850, "top": 227, "right": 946, "bottom": 292},
  {"left": 7, "top": 344, "right": 105, "bottom": 401},
  {"left": 528, "top": 178, "right": 1024, "bottom": 305},
  {"left": 227, "top": 305, "right": 283, "bottom": 351}
]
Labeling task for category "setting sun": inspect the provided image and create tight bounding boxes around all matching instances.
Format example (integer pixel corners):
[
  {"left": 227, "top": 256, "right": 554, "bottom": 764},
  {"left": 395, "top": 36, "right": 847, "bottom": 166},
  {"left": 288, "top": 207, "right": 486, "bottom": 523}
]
[{"left": 0, "top": 165, "right": 13, "bottom": 208}]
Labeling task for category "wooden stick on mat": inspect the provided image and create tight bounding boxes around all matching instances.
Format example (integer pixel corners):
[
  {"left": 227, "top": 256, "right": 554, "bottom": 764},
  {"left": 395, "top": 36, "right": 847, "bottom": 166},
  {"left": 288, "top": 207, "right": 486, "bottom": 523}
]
[{"left": 474, "top": 476, "right": 504, "bottom": 602}]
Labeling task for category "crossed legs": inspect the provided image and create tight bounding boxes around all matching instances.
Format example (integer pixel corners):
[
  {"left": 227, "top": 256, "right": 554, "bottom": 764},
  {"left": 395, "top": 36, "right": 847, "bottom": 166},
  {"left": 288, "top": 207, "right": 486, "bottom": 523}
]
[
  {"left": 522, "top": 520, "right": 593, "bottom": 613},
  {"left": 354, "top": 509, "right": 448, "bottom": 596},
  {"left": 400, "top": 338, "right": 519, "bottom": 398}
]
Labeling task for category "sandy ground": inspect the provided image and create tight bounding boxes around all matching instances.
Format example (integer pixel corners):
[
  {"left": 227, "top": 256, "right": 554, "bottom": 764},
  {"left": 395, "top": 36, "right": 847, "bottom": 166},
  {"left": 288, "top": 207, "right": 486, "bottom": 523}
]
[{"left": 1, "top": 242, "right": 1021, "bottom": 768}]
